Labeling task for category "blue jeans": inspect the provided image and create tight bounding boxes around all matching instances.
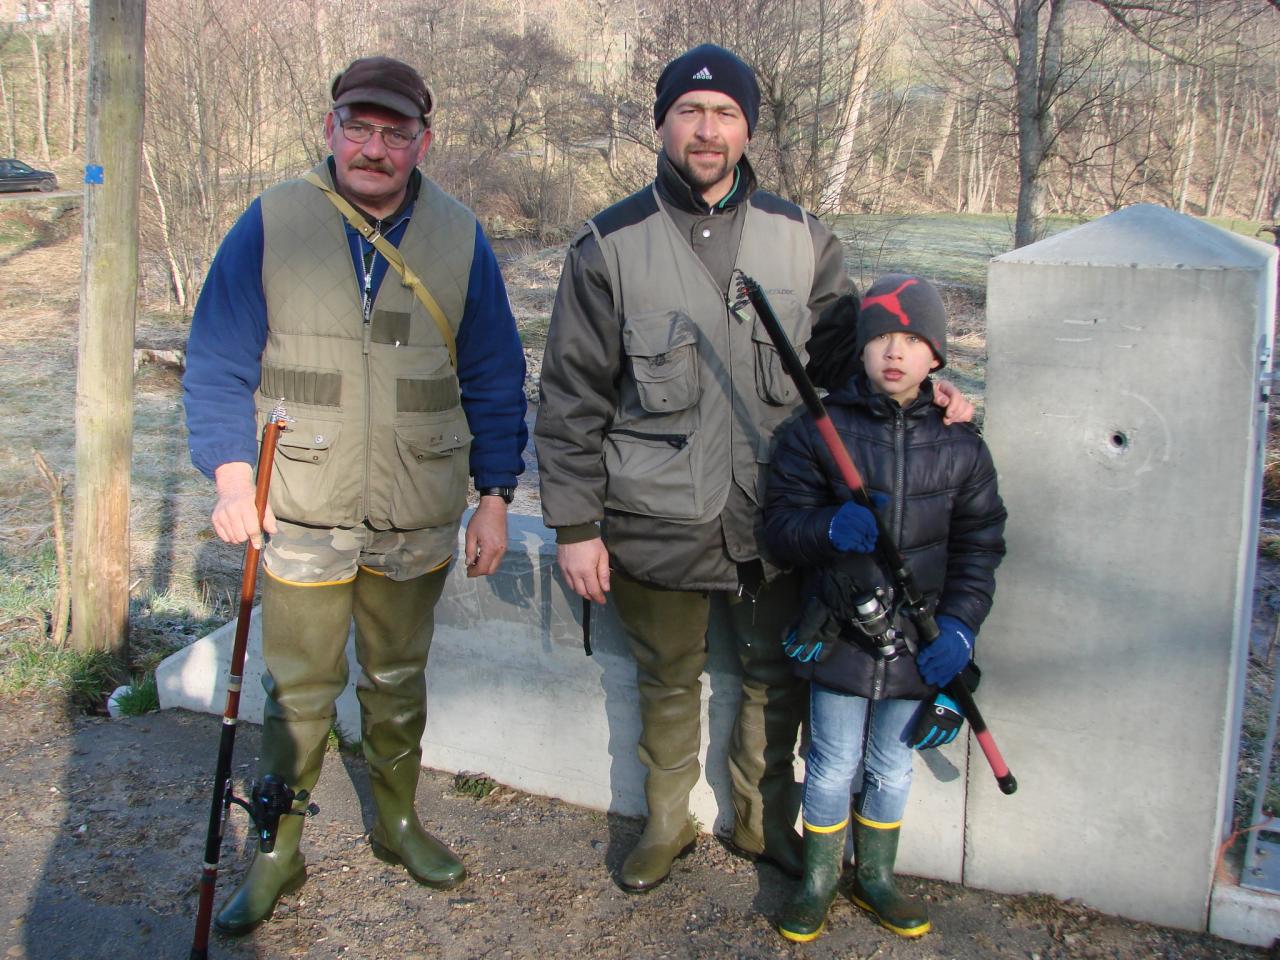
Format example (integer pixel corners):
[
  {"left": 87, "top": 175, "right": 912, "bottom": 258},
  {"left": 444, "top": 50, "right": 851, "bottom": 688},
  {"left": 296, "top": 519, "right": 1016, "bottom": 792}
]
[{"left": 802, "top": 684, "right": 919, "bottom": 828}]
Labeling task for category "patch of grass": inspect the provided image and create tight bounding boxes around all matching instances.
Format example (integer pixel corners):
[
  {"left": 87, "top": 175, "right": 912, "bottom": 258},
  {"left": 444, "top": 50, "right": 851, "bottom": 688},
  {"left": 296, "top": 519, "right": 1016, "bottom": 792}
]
[
  {"left": 0, "top": 542, "right": 59, "bottom": 635},
  {"left": 453, "top": 771, "right": 498, "bottom": 799},
  {"left": 832, "top": 211, "right": 1268, "bottom": 292},
  {"left": 0, "top": 544, "right": 225, "bottom": 714},
  {"left": 0, "top": 638, "right": 122, "bottom": 711},
  {"left": 113, "top": 673, "right": 159, "bottom": 716},
  {"left": 830, "top": 212, "right": 1065, "bottom": 288},
  {"left": 128, "top": 587, "right": 225, "bottom": 672},
  {"left": 327, "top": 720, "right": 359, "bottom": 755}
]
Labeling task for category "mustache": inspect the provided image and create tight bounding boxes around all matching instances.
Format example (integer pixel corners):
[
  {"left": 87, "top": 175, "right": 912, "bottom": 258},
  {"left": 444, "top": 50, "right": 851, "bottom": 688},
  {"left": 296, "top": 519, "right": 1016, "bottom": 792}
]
[
  {"left": 687, "top": 142, "right": 726, "bottom": 154},
  {"left": 350, "top": 157, "right": 395, "bottom": 175}
]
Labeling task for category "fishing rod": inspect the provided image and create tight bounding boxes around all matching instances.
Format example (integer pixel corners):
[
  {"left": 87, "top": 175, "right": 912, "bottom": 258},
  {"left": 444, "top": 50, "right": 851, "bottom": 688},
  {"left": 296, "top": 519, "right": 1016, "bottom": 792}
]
[
  {"left": 190, "top": 405, "right": 311, "bottom": 958},
  {"left": 736, "top": 274, "right": 1016, "bottom": 796}
]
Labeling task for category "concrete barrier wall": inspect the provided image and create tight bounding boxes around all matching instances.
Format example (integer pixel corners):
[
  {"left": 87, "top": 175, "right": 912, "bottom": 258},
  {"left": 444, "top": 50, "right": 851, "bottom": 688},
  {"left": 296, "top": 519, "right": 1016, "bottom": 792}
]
[{"left": 158, "top": 511, "right": 967, "bottom": 882}]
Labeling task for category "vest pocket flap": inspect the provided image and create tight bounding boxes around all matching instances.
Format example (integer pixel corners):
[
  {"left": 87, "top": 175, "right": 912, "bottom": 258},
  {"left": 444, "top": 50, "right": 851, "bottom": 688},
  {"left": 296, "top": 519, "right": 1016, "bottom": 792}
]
[
  {"left": 395, "top": 422, "right": 473, "bottom": 461},
  {"left": 750, "top": 304, "right": 803, "bottom": 406},
  {"left": 622, "top": 310, "right": 700, "bottom": 412},
  {"left": 623, "top": 309, "right": 698, "bottom": 371},
  {"left": 276, "top": 422, "right": 339, "bottom": 464}
]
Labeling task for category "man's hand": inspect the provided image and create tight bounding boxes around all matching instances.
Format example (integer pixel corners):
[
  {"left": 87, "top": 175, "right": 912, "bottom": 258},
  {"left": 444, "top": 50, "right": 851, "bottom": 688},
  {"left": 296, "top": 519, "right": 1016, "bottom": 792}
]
[
  {"left": 933, "top": 379, "right": 974, "bottom": 425},
  {"left": 557, "top": 537, "right": 610, "bottom": 604},
  {"left": 211, "top": 461, "right": 277, "bottom": 548},
  {"left": 464, "top": 496, "right": 510, "bottom": 577}
]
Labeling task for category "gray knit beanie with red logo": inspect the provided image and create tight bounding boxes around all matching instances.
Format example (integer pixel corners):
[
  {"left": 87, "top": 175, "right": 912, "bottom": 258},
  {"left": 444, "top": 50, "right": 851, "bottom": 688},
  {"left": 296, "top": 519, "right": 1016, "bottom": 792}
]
[{"left": 854, "top": 273, "right": 948, "bottom": 369}]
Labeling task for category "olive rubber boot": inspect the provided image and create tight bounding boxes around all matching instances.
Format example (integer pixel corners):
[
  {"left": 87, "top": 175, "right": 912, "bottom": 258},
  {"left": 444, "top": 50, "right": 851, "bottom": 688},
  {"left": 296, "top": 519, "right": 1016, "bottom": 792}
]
[
  {"left": 777, "top": 820, "right": 848, "bottom": 942},
  {"left": 727, "top": 574, "right": 806, "bottom": 879},
  {"left": 215, "top": 576, "right": 355, "bottom": 935},
  {"left": 613, "top": 575, "right": 707, "bottom": 893},
  {"left": 848, "top": 815, "right": 931, "bottom": 938},
  {"left": 353, "top": 567, "right": 465, "bottom": 890}
]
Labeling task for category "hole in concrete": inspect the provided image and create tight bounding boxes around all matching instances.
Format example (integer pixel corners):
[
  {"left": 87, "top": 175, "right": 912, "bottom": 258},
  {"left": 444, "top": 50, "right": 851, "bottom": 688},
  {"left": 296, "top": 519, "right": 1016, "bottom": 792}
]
[{"left": 1110, "top": 431, "right": 1129, "bottom": 451}]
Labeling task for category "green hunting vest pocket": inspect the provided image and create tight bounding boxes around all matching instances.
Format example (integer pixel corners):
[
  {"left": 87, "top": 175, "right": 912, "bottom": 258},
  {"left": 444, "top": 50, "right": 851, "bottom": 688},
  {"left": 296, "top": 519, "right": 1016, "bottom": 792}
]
[
  {"left": 622, "top": 309, "right": 700, "bottom": 414},
  {"left": 261, "top": 413, "right": 357, "bottom": 524},
  {"left": 751, "top": 294, "right": 806, "bottom": 406},
  {"left": 603, "top": 428, "right": 702, "bottom": 519},
  {"left": 388, "top": 415, "right": 473, "bottom": 528}
]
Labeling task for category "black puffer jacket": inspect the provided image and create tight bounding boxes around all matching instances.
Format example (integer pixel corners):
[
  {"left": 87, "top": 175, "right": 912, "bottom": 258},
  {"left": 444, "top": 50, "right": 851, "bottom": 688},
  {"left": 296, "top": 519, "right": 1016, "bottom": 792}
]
[{"left": 763, "top": 376, "right": 1006, "bottom": 700}]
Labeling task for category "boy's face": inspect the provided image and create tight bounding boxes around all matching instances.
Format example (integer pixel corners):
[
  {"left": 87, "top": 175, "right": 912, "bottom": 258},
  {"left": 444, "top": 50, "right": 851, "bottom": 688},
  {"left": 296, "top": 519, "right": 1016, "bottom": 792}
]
[{"left": 861, "top": 332, "right": 940, "bottom": 405}]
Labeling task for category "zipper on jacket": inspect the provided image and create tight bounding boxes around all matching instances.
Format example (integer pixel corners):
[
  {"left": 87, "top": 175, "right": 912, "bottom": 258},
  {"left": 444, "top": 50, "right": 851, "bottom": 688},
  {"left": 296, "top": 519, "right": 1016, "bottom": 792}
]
[
  {"left": 608, "top": 428, "right": 689, "bottom": 450},
  {"left": 361, "top": 217, "right": 383, "bottom": 518},
  {"left": 893, "top": 407, "right": 906, "bottom": 544},
  {"left": 870, "top": 657, "right": 886, "bottom": 700}
]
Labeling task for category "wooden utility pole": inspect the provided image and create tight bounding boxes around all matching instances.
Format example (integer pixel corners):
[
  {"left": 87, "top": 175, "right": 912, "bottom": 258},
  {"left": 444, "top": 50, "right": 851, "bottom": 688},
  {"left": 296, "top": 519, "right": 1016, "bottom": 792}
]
[{"left": 72, "top": 0, "right": 145, "bottom": 657}]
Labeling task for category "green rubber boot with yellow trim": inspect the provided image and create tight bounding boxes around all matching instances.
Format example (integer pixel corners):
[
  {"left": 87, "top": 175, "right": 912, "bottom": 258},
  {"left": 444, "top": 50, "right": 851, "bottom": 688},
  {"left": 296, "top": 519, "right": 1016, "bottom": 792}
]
[
  {"left": 776, "top": 819, "right": 847, "bottom": 942},
  {"left": 848, "top": 814, "right": 931, "bottom": 938},
  {"left": 354, "top": 567, "right": 466, "bottom": 890},
  {"left": 215, "top": 575, "right": 355, "bottom": 935}
]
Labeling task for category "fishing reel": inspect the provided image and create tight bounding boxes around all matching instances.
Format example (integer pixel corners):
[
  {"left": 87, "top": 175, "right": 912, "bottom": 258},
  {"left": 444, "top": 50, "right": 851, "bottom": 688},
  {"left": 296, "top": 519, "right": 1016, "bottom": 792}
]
[
  {"left": 845, "top": 588, "right": 899, "bottom": 662},
  {"left": 227, "top": 774, "right": 319, "bottom": 853}
]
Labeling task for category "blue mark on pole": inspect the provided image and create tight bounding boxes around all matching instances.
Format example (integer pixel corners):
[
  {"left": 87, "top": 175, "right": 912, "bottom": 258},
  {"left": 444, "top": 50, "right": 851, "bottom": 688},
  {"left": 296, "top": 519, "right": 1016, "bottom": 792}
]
[{"left": 84, "top": 164, "right": 104, "bottom": 185}]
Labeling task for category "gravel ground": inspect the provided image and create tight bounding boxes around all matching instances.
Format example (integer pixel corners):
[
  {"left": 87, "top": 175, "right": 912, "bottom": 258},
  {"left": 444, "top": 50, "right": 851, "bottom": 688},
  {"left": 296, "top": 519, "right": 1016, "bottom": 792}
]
[{"left": 0, "top": 695, "right": 1265, "bottom": 960}]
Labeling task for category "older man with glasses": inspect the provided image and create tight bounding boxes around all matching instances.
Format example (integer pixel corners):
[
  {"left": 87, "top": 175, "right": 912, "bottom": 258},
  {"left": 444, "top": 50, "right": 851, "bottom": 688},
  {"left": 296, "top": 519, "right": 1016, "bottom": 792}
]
[{"left": 183, "top": 55, "right": 527, "bottom": 935}]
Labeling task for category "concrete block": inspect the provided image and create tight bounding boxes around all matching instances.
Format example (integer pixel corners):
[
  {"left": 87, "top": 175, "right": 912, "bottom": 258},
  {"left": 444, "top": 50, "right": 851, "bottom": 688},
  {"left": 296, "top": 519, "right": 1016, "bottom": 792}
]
[
  {"left": 1211, "top": 881, "right": 1280, "bottom": 948},
  {"left": 157, "top": 510, "right": 968, "bottom": 881},
  {"left": 976, "top": 205, "right": 1275, "bottom": 929}
]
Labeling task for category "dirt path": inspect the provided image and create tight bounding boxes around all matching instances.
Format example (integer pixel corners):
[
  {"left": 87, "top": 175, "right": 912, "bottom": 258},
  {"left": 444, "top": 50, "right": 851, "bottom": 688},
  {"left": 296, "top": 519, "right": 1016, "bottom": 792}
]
[{"left": 0, "top": 695, "right": 1262, "bottom": 960}]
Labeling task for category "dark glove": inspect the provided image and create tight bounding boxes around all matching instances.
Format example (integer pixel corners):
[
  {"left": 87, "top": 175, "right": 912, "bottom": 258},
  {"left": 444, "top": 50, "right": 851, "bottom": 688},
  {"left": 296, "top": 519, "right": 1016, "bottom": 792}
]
[
  {"left": 827, "top": 500, "right": 879, "bottom": 553},
  {"left": 916, "top": 614, "right": 973, "bottom": 687},
  {"left": 782, "top": 596, "right": 840, "bottom": 663},
  {"left": 910, "top": 691, "right": 964, "bottom": 749}
]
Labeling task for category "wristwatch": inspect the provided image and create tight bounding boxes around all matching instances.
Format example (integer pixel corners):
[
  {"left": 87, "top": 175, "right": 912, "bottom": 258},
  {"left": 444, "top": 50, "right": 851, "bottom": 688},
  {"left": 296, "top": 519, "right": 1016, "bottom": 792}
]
[{"left": 477, "top": 485, "right": 515, "bottom": 504}]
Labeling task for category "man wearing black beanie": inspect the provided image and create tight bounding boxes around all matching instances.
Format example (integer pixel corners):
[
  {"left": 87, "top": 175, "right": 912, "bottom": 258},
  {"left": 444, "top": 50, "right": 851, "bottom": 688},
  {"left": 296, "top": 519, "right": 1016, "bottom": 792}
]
[{"left": 536, "top": 44, "right": 973, "bottom": 894}]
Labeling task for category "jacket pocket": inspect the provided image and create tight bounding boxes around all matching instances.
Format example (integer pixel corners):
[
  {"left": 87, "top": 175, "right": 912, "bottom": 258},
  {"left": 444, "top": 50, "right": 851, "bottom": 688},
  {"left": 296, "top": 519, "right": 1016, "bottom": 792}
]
[
  {"left": 603, "top": 428, "right": 702, "bottom": 520},
  {"left": 387, "top": 416, "right": 473, "bottom": 529},
  {"left": 622, "top": 309, "right": 700, "bottom": 414},
  {"left": 266, "top": 415, "right": 356, "bottom": 525},
  {"left": 751, "top": 295, "right": 807, "bottom": 405}
]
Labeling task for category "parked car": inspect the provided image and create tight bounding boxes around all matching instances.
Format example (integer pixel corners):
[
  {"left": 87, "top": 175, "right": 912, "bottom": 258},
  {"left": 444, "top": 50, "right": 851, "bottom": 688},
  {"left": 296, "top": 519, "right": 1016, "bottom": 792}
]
[{"left": 0, "top": 158, "right": 57, "bottom": 193}]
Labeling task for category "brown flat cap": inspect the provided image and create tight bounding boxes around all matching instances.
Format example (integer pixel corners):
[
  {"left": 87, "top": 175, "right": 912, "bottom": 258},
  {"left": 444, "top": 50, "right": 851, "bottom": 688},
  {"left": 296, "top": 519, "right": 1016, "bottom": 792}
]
[{"left": 331, "top": 56, "right": 434, "bottom": 121}]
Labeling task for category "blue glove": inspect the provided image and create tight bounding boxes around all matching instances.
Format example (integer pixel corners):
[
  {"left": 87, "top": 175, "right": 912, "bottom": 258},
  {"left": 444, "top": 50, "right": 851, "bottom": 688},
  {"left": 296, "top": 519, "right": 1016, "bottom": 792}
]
[
  {"left": 782, "top": 596, "right": 839, "bottom": 663},
  {"left": 916, "top": 614, "right": 974, "bottom": 687},
  {"left": 910, "top": 692, "right": 963, "bottom": 749},
  {"left": 828, "top": 499, "right": 880, "bottom": 553}
]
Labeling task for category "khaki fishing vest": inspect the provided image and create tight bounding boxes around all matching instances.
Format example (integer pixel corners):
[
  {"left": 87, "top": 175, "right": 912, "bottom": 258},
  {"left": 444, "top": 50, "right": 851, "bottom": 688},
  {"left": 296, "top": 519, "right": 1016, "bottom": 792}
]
[
  {"left": 590, "top": 188, "right": 815, "bottom": 523},
  {"left": 255, "top": 163, "right": 476, "bottom": 540}
]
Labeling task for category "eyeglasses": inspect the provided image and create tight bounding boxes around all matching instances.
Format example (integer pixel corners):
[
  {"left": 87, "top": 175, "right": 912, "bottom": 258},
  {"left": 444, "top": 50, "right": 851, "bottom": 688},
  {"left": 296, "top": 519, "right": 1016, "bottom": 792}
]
[{"left": 339, "top": 118, "right": 421, "bottom": 150}]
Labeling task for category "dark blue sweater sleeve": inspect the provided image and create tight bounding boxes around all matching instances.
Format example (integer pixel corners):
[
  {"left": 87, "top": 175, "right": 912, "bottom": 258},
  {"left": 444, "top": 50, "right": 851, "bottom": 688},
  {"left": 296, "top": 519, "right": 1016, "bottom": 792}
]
[
  {"left": 182, "top": 199, "right": 269, "bottom": 480},
  {"left": 456, "top": 222, "right": 528, "bottom": 487}
]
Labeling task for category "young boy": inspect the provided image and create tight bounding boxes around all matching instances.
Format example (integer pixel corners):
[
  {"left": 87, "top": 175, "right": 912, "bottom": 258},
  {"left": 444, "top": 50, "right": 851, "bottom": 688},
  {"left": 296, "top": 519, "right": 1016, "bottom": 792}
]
[{"left": 763, "top": 274, "right": 1006, "bottom": 941}]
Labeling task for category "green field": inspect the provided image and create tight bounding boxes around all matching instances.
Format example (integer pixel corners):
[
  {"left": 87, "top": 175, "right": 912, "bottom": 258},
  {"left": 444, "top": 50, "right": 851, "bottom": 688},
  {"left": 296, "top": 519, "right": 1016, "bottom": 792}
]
[{"left": 831, "top": 211, "right": 1270, "bottom": 289}]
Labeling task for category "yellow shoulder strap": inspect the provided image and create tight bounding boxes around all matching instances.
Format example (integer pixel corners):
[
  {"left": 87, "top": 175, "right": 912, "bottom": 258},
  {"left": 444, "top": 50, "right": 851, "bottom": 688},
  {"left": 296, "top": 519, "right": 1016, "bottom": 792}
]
[{"left": 302, "top": 171, "right": 457, "bottom": 369}]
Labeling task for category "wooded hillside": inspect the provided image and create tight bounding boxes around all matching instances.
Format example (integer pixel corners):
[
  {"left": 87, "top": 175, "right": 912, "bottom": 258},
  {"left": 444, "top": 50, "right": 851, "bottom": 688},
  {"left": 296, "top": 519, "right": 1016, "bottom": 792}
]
[{"left": 1, "top": 0, "right": 1276, "bottom": 305}]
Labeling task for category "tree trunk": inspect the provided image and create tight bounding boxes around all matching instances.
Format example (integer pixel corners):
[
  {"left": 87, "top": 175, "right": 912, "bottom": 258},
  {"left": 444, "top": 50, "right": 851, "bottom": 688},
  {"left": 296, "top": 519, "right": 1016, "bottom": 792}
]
[
  {"left": 818, "top": 0, "right": 888, "bottom": 213},
  {"left": 1014, "top": 0, "right": 1066, "bottom": 249},
  {"left": 65, "top": 10, "right": 78, "bottom": 154},
  {"left": 924, "top": 91, "right": 956, "bottom": 193},
  {"left": 73, "top": 0, "right": 145, "bottom": 658},
  {"left": 142, "top": 145, "right": 186, "bottom": 309},
  {"left": 0, "top": 64, "right": 15, "bottom": 157},
  {"left": 30, "top": 32, "right": 51, "bottom": 163}
]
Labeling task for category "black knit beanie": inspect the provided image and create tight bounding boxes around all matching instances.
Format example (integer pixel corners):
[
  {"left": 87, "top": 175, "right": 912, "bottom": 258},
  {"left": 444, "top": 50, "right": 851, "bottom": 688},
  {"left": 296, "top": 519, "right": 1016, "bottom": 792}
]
[
  {"left": 855, "top": 274, "right": 947, "bottom": 369},
  {"left": 654, "top": 44, "right": 760, "bottom": 136}
]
